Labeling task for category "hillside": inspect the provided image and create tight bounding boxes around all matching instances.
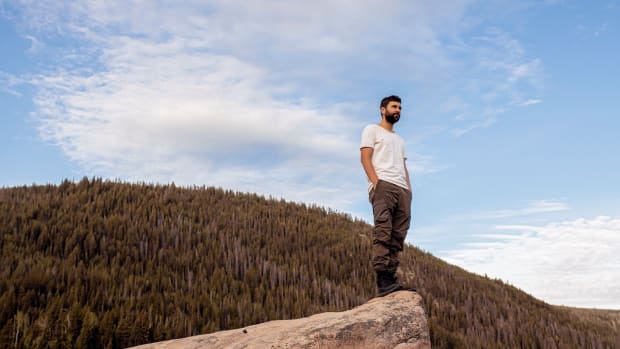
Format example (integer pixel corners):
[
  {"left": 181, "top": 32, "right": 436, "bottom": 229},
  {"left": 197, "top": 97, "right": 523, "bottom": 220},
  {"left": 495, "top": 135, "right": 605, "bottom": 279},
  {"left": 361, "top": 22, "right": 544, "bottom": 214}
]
[{"left": 1, "top": 178, "right": 618, "bottom": 348}]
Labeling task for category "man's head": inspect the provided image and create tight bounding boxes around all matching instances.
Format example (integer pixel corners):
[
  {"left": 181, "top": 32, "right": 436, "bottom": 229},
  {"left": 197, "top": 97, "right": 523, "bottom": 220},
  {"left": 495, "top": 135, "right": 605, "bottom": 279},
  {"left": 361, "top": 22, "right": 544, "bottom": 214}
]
[{"left": 380, "top": 95, "right": 402, "bottom": 124}]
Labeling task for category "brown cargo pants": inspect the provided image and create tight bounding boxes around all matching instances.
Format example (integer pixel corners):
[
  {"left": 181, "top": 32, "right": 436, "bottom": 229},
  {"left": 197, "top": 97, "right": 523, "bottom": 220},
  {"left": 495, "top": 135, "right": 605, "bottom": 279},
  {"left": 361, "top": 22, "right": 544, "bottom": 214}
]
[{"left": 369, "top": 180, "right": 412, "bottom": 274}]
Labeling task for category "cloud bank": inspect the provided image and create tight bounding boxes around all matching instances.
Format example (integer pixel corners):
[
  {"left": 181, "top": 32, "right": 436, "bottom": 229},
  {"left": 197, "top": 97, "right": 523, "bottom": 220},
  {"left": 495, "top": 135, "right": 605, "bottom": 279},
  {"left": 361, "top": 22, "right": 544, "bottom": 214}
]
[{"left": 445, "top": 215, "right": 620, "bottom": 309}]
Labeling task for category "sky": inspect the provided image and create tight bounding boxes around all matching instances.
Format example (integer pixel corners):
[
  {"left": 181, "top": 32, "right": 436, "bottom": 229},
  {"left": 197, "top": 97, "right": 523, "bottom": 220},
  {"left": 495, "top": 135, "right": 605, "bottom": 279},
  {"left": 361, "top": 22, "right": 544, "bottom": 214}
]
[{"left": 1, "top": 0, "right": 619, "bottom": 309}]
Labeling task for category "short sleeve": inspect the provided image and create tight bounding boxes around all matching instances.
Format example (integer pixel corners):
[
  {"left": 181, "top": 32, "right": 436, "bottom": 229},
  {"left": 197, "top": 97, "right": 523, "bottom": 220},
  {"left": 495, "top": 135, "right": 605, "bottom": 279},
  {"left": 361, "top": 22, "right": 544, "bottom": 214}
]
[{"left": 360, "top": 125, "right": 376, "bottom": 149}]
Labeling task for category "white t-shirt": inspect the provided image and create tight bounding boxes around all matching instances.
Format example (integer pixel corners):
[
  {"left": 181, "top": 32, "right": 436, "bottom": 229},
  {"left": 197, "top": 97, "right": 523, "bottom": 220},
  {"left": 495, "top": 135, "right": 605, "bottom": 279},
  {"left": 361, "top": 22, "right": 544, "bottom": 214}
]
[{"left": 360, "top": 124, "right": 409, "bottom": 192}]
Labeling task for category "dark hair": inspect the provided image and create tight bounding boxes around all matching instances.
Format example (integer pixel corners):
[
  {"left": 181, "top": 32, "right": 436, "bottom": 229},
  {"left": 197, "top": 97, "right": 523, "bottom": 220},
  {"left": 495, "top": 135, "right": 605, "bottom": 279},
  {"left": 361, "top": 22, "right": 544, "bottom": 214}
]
[{"left": 380, "top": 95, "right": 401, "bottom": 109}]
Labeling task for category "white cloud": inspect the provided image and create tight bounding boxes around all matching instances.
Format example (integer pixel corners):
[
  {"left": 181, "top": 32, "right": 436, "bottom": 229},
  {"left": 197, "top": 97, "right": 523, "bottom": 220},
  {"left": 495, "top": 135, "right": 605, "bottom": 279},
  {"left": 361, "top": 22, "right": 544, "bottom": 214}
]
[
  {"left": 453, "top": 200, "right": 570, "bottom": 220},
  {"left": 0, "top": 72, "right": 23, "bottom": 97},
  {"left": 7, "top": 1, "right": 470, "bottom": 206},
  {"left": 32, "top": 38, "right": 360, "bottom": 208},
  {"left": 519, "top": 98, "right": 542, "bottom": 106},
  {"left": 451, "top": 116, "right": 496, "bottom": 137},
  {"left": 491, "top": 199, "right": 570, "bottom": 218},
  {"left": 24, "top": 35, "right": 44, "bottom": 54},
  {"left": 445, "top": 216, "right": 620, "bottom": 309},
  {"left": 444, "top": 28, "right": 544, "bottom": 134},
  {"left": 578, "top": 22, "right": 609, "bottom": 38},
  {"left": 5, "top": 0, "right": 546, "bottom": 212},
  {"left": 407, "top": 153, "right": 444, "bottom": 175}
]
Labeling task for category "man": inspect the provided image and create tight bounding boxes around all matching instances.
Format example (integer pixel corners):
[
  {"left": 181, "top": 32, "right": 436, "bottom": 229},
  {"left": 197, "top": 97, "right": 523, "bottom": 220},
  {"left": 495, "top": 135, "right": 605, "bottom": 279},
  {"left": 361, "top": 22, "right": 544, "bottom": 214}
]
[{"left": 360, "top": 95, "right": 415, "bottom": 297}]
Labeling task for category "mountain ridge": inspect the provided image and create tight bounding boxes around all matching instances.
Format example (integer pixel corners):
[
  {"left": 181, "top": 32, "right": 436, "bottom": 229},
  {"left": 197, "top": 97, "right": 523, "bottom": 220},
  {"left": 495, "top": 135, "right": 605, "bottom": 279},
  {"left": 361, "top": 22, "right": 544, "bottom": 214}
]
[{"left": 1, "top": 178, "right": 618, "bottom": 348}]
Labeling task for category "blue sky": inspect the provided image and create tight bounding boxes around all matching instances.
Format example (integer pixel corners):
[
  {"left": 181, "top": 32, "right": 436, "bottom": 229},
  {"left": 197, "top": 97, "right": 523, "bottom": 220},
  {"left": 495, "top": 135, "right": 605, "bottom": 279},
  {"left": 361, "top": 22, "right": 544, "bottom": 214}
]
[{"left": 1, "top": 1, "right": 619, "bottom": 309}]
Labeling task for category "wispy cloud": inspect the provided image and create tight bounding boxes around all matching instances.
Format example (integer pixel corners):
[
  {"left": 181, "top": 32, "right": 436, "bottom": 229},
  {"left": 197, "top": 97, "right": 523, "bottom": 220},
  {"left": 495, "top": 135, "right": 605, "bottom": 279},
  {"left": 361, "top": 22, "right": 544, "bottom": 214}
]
[
  {"left": 519, "top": 98, "right": 542, "bottom": 106},
  {"left": 453, "top": 200, "right": 570, "bottom": 221},
  {"left": 578, "top": 22, "right": 609, "bottom": 38},
  {"left": 489, "top": 200, "right": 570, "bottom": 219},
  {"left": 0, "top": 72, "right": 24, "bottom": 97},
  {"left": 24, "top": 35, "right": 44, "bottom": 54},
  {"left": 445, "top": 216, "right": 620, "bottom": 308},
  {"left": 451, "top": 116, "right": 496, "bottom": 137},
  {"left": 443, "top": 28, "right": 544, "bottom": 137}
]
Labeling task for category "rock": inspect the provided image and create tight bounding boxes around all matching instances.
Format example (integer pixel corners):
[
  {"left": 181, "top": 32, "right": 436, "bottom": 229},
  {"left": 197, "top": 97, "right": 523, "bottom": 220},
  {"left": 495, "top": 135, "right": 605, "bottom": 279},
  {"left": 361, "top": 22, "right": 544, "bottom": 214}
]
[{"left": 129, "top": 291, "right": 431, "bottom": 349}]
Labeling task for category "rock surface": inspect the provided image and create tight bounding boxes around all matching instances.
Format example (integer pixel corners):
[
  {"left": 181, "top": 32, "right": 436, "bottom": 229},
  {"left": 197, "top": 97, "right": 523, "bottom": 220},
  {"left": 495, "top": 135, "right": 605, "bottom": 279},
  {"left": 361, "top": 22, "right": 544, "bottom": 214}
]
[{"left": 129, "top": 291, "right": 431, "bottom": 349}]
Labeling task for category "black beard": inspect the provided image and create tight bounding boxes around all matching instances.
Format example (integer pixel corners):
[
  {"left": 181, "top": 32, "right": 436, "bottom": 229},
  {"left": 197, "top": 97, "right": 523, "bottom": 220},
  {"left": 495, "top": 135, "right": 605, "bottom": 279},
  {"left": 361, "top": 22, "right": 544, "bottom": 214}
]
[{"left": 386, "top": 113, "right": 400, "bottom": 124}]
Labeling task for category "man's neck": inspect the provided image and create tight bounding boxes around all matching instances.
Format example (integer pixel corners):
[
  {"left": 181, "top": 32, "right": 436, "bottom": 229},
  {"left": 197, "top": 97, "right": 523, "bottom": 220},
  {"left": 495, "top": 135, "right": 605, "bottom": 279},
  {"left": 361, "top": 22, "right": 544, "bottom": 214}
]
[{"left": 378, "top": 120, "right": 394, "bottom": 132}]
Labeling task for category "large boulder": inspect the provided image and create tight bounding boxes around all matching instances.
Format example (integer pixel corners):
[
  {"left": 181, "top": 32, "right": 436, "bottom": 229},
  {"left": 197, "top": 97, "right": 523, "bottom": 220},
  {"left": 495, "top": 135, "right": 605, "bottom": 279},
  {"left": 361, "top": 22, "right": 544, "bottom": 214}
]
[{"left": 130, "top": 290, "right": 431, "bottom": 349}]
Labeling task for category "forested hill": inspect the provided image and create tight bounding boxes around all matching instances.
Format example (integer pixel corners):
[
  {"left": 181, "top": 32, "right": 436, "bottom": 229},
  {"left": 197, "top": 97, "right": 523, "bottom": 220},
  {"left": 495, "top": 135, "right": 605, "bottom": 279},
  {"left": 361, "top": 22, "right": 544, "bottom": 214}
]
[{"left": 1, "top": 178, "right": 618, "bottom": 349}]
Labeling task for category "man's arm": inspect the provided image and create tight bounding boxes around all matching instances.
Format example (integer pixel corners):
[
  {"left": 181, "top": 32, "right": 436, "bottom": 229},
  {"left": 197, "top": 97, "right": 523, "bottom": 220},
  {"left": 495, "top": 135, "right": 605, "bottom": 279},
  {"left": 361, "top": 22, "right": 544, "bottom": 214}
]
[
  {"left": 361, "top": 147, "right": 379, "bottom": 187},
  {"left": 404, "top": 159, "right": 411, "bottom": 191}
]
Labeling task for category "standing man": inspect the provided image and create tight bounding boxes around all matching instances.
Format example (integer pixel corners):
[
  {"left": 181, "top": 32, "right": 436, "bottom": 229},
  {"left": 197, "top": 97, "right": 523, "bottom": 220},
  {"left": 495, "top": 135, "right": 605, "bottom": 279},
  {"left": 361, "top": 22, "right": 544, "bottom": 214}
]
[{"left": 360, "top": 95, "right": 415, "bottom": 297}]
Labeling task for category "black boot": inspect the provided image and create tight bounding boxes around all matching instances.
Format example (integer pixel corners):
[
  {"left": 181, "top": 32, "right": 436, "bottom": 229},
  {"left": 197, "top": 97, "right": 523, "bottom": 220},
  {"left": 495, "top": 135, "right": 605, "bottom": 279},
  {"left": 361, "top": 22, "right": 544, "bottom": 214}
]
[
  {"left": 376, "top": 270, "right": 400, "bottom": 297},
  {"left": 376, "top": 271, "right": 416, "bottom": 297}
]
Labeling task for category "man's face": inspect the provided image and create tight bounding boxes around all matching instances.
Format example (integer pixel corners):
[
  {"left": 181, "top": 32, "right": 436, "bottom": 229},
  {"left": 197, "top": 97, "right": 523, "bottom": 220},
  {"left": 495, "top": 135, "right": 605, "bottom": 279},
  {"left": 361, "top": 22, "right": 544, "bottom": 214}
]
[{"left": 382, "top": 101, "right": 401, "bottom": 124}]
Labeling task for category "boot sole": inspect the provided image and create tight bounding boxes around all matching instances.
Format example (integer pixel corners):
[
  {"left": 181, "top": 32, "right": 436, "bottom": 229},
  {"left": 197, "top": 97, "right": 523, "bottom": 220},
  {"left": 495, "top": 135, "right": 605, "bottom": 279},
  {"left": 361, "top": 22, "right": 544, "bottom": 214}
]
[
  {"left": 377, "top": 283, "right": 401, "bottom": 297},
  {"left": 377, "top": 284, "right": 416, "bottom": 297}
]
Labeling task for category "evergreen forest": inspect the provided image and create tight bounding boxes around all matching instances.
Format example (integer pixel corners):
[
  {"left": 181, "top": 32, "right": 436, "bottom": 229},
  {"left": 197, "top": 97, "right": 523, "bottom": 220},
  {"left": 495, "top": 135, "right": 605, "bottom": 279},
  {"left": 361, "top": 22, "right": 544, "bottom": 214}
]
[{"left": 0, "top": 178, "right": 618, "bottom": 348}]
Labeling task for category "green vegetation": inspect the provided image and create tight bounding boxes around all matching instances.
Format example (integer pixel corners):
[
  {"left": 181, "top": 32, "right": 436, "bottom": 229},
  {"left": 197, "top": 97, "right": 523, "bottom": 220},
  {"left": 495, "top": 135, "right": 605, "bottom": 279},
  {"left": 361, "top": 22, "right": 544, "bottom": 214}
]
[{"left": 0, "top": 178, "right": 618, "bottom": 348}]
